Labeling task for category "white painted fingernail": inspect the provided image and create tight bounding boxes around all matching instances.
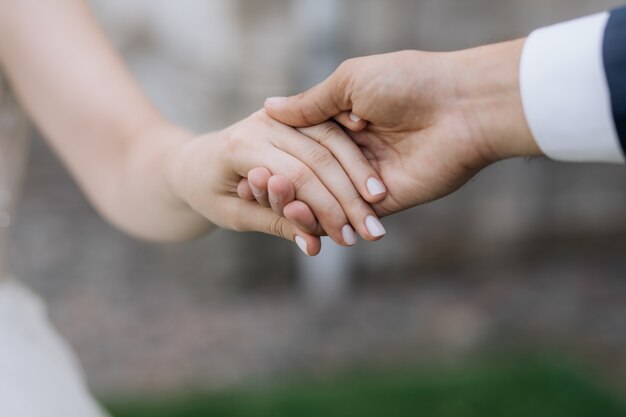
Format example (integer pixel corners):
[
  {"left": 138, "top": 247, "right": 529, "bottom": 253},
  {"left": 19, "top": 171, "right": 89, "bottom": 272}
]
[
  {"left": 295, "top": 236, "right": 309, "bottom": 255},
  {"left": 365, "top": 216, "right": 386, "bottom": 237},
  {"left": 349, "top": 112, "right": 361, "bottom": 122},
  {"left": 367, "top": 177, "right": 386, "bottom": 196},
  {"left": 342, "top": 225, "right": 357, "bottom": 246},
  {"left": 265, "top": 96, "right": 287, "bottom": 106}
]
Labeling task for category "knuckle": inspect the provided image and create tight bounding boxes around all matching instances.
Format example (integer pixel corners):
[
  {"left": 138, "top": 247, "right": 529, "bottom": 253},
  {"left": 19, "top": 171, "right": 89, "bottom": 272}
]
[
  {"left": 268, "top": 216, "right": 287, "bottom": 239},
  {"left": 225, "top": 127, "right": 247, "bottom": 153},
  {"left": 296, "top": 91, "right": 308, "bottom": 102},
  {"left": 338, "top": 58, "right": 356, "bottom": 73},
  {"left": 307, "top": 146, "right": 336, "bottom": 169},
  {"left": 249, "top": 109, "right": 273, "bottom": 127},
  {"left": 316, "top": 123, "right": 342, "bottom": 146},
  {"left": 290, "top": 166, "right": 312, "bottom": 190}
]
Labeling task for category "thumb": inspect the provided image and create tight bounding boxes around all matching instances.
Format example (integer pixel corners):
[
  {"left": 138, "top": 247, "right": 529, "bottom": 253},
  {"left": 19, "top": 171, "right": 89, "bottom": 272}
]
[
  {"left": 264, "top": 69, "right": 351, "bottom": 127},
  {"left": 227, "top": 198, "right": 322, "bottom": 256}
]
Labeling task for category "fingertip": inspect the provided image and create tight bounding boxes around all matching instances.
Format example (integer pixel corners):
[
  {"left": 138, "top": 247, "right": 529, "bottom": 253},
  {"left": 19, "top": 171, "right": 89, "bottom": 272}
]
[
  {"left": 334, "top": 111, "right": 368, "bottom": 132},
  {"left": 365, "top": 177, "right": 388, "bottom": 203},
  {"left": 266, "top": 79, "right": 345, "bottom": 127},
  {"left": 248, "top": 167, "right": 272, "bottom": 187},
  {"left": 237, "top": 178, "right": 255, "bottom": 201},
  {"left": 364, "top": 193, "right": 387, "bottom": 204},
  {"left": 247, "top": 167, "right": 272, "bottom": 199},
  {"left": 284, "top": 200, "right": 320, "bottom": 235},
  {"left": 309, "top": 237, "right": 322, "bottom": 256},
  {"left": 264, "top": 96, "right": 288, "bottom": 109},
  {"left": 364, "top": 215, "right": 386, "bottom": 241},
  {"left": 297, "top": 234, "right": 322, "bottom": 256},
  {"left": 264, "top": 97, "right": 290, "bottom": 122},
  {"left": 349, "top": 112, "right": 361, "bottom": 123},
  {"left": 267, "top": 175, "right": 295, "bottom": 203},
  {"left": 286, "top": 201, "right": 343, "bottom": 246}
]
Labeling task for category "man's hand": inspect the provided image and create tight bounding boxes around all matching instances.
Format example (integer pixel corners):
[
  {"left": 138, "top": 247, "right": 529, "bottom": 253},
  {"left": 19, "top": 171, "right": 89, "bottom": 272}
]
[{"left": 264, "top": 39, "right": 542, "bottom": 217}]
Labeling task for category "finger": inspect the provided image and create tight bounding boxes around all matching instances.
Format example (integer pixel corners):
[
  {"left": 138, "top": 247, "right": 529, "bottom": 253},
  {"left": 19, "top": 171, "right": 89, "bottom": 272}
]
[
  {"left": 240, "top": 173, "right": 326, "bottom": 236},
  {"left": 267, "top": 175, "right": 294, "bottom": 216},
  {"left": 281, "top": 158, "right": 357, "bottom": 246},
  {"left": 225, "top": 197, "right": 322, "bottom": 256},
  {"left": 333, "top": 111, "right": 368, "bottom": 132},
  {"left": 271, "top": 124, "right": 386, "bottom": 241},
  {"left": 248, "top": 167, "right": 272, "bottom": 208},
  {"left": 238, "top": 173, "right": 293, "bottom": 214},
  {"left": 264, "top": 62, "right": 352, "bottom": 127},
  {"left": 268, "top": 177, "right": 326, "bottom": 236},
  {"left": 297, "top": 122, "right": 387, "bottom": 204},
  {"left": 227, "top": 116, "right": 362, "bottom": 246},
  {"left": 283, "top": 200, "right": 324, "bottom": 236},
  {"left": 237, "top": 178, "right": 255, "bottom": 201}
]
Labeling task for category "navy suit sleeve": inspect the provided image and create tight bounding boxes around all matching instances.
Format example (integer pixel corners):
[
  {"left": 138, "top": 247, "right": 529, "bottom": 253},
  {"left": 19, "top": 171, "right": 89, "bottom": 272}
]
[{"left": 604, "top": 6, "right": 626, "bottom": 151}]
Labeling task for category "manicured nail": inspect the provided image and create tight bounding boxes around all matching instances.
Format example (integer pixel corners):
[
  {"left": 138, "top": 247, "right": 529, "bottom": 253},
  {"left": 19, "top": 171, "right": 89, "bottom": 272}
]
[
  {"left": 265, "top": 97, "right": 287, "bottom": 106},
  {"left": 250, "top": 183, "right": 263, "bottom": 198},
  {"left": 366, "top": 177, "right": 386, "bottom": 196},
  {"left": 349, "top": 112, "right": 361, "bottom": 122},
  {"left": 365, "top": 215, "right": 386, "bottom": 237},
  {"left": 295, "top": 236, "right": 309, "bottom": 255},
  {"left": 341, "top": 224, "right": 357, "bottom": 246}
]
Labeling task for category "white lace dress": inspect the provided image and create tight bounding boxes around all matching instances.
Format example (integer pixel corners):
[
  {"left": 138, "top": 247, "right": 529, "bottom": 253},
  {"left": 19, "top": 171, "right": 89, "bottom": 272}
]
[{"left": 0, "top": 79, "right": 108, "bottom": 417}]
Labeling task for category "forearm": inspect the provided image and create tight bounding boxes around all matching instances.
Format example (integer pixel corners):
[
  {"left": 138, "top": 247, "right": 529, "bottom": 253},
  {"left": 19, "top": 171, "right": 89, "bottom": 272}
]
[
  {"left": 102, "top": 120, "right": 214, "bottom": 242},
  {"left": 0, "top": 0, "right": 211, "bottom": 241}
]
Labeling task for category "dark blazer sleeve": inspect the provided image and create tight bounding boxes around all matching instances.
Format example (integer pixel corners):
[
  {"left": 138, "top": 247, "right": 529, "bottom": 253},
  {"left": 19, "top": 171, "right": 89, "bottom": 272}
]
[{"left": 604, "top": 6, "right": 626, "bottom": 152}]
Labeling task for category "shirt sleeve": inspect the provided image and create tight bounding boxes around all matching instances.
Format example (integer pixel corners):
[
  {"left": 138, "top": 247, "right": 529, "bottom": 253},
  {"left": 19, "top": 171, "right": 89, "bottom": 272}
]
[{"left": 520, "top": 7, "right": 626, "bottom": 163}]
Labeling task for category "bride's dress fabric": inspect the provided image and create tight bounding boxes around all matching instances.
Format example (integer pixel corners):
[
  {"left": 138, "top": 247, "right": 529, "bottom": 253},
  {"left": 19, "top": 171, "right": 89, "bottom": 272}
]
[{"left": 0, "top": 79, "right": 108, "bottom": 416}]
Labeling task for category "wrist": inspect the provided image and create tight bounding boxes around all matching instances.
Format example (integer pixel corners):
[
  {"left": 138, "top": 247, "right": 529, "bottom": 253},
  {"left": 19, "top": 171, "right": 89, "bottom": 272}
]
[
  {"left": 163, "top": 128, "right": 224, "bottom": 223},
  {"left": 160, "top": 126, "right": 203, "bottom": 209},
  {"left": 136, "top": 121, "right": 213, "bottom": 226},
  {"left": 453, "top": 38, "right": 542, "bottom": 162}
]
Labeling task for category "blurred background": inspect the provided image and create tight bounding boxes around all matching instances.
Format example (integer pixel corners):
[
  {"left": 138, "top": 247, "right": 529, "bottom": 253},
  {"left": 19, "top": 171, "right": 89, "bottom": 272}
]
[{"left": 10, "top": 0, "right": 626, "bottom": 415}]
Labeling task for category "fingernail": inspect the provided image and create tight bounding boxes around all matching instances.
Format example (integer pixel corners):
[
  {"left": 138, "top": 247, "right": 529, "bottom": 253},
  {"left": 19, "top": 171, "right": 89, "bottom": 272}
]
[
  {"left": 265, "top": 97, "right": 287, "bottom": 106},
  {"left": 269, "top": 190, "right": 279, "bottom": 205},
  {"left": 349, "top": 112, "right": 361, "bottom": 122},
  {"left": 250, "top": 183, "right": 263, "bottom": 198},
  {"left": 342, "top": 224, "right": 357, "bottom": 246},
  {"left": 367, "top": 177, "right": 386, "bottom": 196},
  {"left": 295, "top": 236, "right": 309, "bottom": 255},
  {"left": 365, "top": 215, "right": 386, "bottom": 237}
]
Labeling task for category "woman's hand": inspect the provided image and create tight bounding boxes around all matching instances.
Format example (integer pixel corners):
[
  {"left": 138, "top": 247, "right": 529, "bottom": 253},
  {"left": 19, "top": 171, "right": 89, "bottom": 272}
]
[{"left": 166, "top": 110, "right": 387, "bottom": 255}]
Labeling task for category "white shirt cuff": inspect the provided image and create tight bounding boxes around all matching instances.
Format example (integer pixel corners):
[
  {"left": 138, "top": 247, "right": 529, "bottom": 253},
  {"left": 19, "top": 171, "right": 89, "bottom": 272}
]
[{"left": 520, "top": 12, "right": 625, "bottom": 163}]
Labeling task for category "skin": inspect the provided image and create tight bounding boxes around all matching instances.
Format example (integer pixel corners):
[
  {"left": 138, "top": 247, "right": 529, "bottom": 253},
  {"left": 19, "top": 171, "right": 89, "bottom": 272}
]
[
  {"left": 0, "top": 0, "right": 388, "bottom": 256},
  {"left": 169, "top": 112, "right": 388, "bottom": 253},
  {"left": 242, "top": 39, "right": 543, "bottom": 229}
]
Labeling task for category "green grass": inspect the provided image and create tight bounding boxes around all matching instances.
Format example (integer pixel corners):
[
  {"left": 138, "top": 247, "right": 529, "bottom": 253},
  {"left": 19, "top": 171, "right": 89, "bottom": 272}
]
[{"left": 105, "top": 358, "right": 626, "bottom": 417}]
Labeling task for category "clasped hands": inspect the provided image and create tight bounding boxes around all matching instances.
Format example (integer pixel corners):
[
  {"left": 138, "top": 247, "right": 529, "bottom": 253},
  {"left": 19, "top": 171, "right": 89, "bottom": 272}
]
[{"left": 169, "top": 39, "right": 543, "bottom": 255}]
